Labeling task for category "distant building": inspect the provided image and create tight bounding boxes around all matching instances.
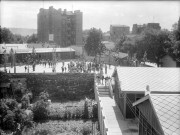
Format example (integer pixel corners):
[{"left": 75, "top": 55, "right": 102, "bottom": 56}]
[
  {"left": 147, "top": 23, "right": 161, "bottom": 30},
  {"left": 132, "top": 24, "right": 146, "bottom": 34},
  {"left": 132, "top": 23, "right": 161, "bottom": 34},
  {"left": 110, "top": 25, "right": 130, "bottom": 43},
  {"left": 0, "top": 44, "right": 75, "bottom": 64},
  {"left": 37, "top": 6, "right": 83, "bottom": 47}
]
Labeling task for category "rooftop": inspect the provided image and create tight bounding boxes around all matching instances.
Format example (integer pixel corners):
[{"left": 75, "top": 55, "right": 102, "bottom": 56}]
[
  {"left": 150, "top": 94, "right": 180, "bottom": 135},
  {"left": 114, "top": 67, "right": 180, "bottom": 92},
  {"left": 0, "top": 47, "right": 75, "bottom": 54},
  {"left": 111, "top": 25, "right": 130, "bottom": 28}
]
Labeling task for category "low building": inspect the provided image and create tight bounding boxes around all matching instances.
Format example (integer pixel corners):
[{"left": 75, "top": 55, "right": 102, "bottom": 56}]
[
  {"left": 0, "top": 44, "right": 75, "bottom": 64},
  {"left": 133, "top": 94, "right": 180, "bottom": 135},
  {"left": 112, "top": 67, "right": 180, "bottom": 119}
]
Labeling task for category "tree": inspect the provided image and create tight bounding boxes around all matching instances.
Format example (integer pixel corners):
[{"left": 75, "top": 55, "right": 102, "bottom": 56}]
[
  {"left": 114, "top": 35, "right": 127, "bottom": 52},
  {"left": 27, "top": 34, "right": 38, "bottom": 43},
  {"left": 171, "top": 18, "right": 180, "bottom": 59},
  {"left": 135, "top": 29, "right": 171, "bottom": 66},
  {"left": 0, "top": 98, "right": 33, "bottom": 133},
  {"left": 13, "top": 34, "right": 25, "bottom": 43},
  {"left": 84, "top": 28, "right": 105, "bottom": 56},
  {"left": 0, "top": 26, "right": 27, "bottom": 44},
  {"left": 0, "top": 26, "right": 14, "bottom": 44}
]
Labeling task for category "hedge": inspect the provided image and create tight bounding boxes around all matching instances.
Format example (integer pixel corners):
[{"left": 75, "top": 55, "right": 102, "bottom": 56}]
[{"left": 10, "top": 73, "right": 95, "bottom": 102}]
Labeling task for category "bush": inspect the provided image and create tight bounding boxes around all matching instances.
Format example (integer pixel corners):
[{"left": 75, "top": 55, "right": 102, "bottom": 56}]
[
  {"left": 33, "top": 100, "right": 49, "bottom": 121},
  {"left": 21, "top": 94, "right": 30, "bottom": 109},
  {"left": 92, "top": 103, "right": 98, "bottom": 120},
  {"left": 10, "top": 73, "right": 94, "bottom": 102},
  {"left": 0, "top": 98, "right": 34, "bottom": 133},
  {"left": 39, "top": 91, "right": 49, "bottom": 102}
]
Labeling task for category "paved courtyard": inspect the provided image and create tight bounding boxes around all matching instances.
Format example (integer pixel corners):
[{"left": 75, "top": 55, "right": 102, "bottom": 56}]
[{"left": 0, "top": 61, "right": 115, "bottom": 77}]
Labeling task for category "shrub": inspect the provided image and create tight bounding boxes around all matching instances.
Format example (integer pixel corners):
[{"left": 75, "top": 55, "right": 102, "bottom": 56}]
[
  {"left": 92, "top": 103, "right": 98, "bottom": 120},
  {"left": 39, "top": 91, "right": 49, "bottom": 102},
  {"left": 21, "top": 94, "right": 30, "bottom": 109},
  {"left": 0, "top": 98, "right": 34, "bottom": 133},
  {"left": 10, "top": 73, "right": 94, "bottom": 102},
  {"left": 81, "top": 126, "right": 91, "bottom": 135},
  {"left": 33, "top": 100, "right": 49, "bottom": 121}
]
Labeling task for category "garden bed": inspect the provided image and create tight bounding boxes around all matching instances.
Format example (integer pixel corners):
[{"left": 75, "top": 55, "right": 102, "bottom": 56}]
[
  {"left": 49, "top": 100, "right": 98, "bottom": 120},
  {"left": 23, "top": 120, "right": 100, "bottom": 135}
]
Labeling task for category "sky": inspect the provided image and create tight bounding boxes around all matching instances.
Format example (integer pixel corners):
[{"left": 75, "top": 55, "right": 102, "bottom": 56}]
[{"left": 0, "top": 1, "right": 180, "bottom": 32}]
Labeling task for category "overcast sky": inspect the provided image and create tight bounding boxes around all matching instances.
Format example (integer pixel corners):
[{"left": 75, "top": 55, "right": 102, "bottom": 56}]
[{"left": 0, "top": 1, "right": 180, "bottom": 32}]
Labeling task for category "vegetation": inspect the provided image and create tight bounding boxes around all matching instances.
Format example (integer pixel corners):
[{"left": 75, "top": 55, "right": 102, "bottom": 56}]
[
  {"left": 26, "top": 34, "right": 38, "bottom": 43},
  {"left": 22, "top": 120, "right": 100, "bottom": 135},
  {"left": 0, "top": 72, "right": 99, "bottom": 134},
  {"left": 0, "top": 26, "right": 37, "bottom": 44},
  {"left": 113, "top": 18, "right": 180, "bottom": 66},
  {"left": 11, "top": 73, "right": 94, "bottom": 102},
  {"left": 135, "top": 29, "right": 171, "bottom": 66},
  {"left": 0, "top": 98, "right": 33, "bottom": 133},
  {"left": 85, "top": 28, "right": 106, "bottom": 57},
  {"left": 32, "top": 91, "right": 50, "bottom": 121},
  {"left": 49, "top": 100, "right": 98, "bottom": 120}
]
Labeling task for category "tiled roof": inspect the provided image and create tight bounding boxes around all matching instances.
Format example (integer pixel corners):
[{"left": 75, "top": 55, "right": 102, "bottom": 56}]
[
  {"left": 150, "top": 94, "right": 180, "bottom": 135},
  {"left": 116, "top": 67, "right": 180, "bottom": 92}
]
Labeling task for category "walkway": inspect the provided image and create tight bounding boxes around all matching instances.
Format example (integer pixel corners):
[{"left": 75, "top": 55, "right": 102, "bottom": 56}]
[{"left": 95, "top": 83, "right": 138, "bottom": 135}]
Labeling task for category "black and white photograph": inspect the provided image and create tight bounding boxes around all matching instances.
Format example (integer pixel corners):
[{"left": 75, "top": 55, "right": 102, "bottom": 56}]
[{"left": 0, "top": 0, "right": 180, "bottom": 135}]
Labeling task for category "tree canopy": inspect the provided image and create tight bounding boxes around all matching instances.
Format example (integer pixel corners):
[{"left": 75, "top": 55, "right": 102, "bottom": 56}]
[
  {"left": 0, "top": 26, "right": 38, "bottom": 44},
  {"left": 0, "top": 26, "right": 14, "bottom": 44},
  {"left": 84, "top": 28, "right": 105, "bottom": 56},
  {"left": 135, "top": 29, "right": 171, "bottom": 66},
  {"left": 27, "top": 34, "right": 38, "bottom": 43}
]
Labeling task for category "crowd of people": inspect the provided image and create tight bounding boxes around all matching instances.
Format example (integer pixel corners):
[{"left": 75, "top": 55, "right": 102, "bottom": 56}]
[{"left": 3, "top": 57, "right": 112, "bottom": 87}]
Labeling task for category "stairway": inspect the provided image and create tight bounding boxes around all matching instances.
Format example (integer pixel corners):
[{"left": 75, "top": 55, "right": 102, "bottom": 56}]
[{"left": 97, "top": 86, "right": 110, "bottom": 97}]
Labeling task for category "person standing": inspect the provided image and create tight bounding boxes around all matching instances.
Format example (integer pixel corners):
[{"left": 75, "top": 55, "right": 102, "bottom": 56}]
[
  {"left": 62, "top": 66, "right": 64, "bottom": 73},
  {"left": 105, "top": 64, "right": 107, "bottom": 74},
  {"left": 25, "top": 66, "right": 27, "bottom": 72},
  {"left": 101, "top": 75, "right": 104, "bottom": 85},
  {"left": 64, "top": 67, "right": 67, "bottom": 73}
]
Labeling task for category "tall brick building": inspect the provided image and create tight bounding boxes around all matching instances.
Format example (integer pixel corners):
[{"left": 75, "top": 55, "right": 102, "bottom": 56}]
[{"left": 37, "top": 6, "right": 83, "bottom": 47}]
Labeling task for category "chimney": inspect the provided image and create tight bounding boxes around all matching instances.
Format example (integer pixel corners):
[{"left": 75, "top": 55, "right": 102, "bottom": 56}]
[{"left": 145, "top": 85, "right": 150, "bottom": 96}]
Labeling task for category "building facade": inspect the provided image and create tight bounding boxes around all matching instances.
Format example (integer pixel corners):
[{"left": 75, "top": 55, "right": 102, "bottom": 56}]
[
  {"left": 37, "top": 6, "right": 83, "bottom": 47},
  {"left": 132, "top": 23, "right": 161, "bottom": 34},
  {"left": 132, "top": 24, "right": 146, "bottom": 34},
  {"left": 110, "top": 25, "right": 130, "bottom": 43}
]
